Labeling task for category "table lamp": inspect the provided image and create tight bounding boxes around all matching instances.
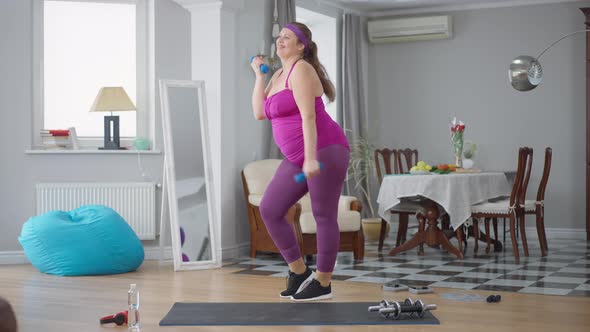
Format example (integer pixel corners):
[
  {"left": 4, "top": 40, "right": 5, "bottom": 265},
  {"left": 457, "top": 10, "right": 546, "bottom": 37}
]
[{"left": 90, "top": 87, "right": 136, "bottom": 150}]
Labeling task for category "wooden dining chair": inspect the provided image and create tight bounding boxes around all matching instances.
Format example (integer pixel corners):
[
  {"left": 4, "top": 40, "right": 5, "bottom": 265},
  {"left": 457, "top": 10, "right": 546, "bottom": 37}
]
[
  {"left": 393, "top": 148, "right": 430, "bottom": 244},
  {"left": 515, "top": 147, "right": 534, "bottom": 256},
  {"left": 488, "top": 147, "right": 533, "bottom": 256},
  {"left": 396, "top": 148, "right": 418, "bottom": 176},
  {"left": 521, "top": 147, "right": 552, "bottom": 256},
  {"left": 374, "top": 148, "right": 424, "bottom": 253},
  {"left": 471, "top": 147, "right": 528, "bottom": 262}
]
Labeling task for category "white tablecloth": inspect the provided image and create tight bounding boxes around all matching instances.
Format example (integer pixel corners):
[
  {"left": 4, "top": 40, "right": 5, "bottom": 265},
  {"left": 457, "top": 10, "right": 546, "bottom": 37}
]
[{"left": 377, "top": 172, "right": 511, "bottom": 229}]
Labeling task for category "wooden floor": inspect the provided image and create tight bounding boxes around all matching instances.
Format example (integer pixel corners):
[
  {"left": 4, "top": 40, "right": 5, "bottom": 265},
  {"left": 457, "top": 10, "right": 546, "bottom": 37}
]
[{"left": 1, "top": 261, "right": 589, "bottom": 332}]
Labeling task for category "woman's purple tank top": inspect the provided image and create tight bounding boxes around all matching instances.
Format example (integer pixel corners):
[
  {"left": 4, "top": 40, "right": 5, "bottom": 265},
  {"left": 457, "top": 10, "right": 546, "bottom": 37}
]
[{"left": 263, "top": 60, "right": 350, "bottom": 167}]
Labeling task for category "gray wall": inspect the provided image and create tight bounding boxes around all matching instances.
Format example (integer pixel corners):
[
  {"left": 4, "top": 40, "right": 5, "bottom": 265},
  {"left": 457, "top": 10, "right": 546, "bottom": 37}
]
[
  {"left": 0, "top": 0, "right": 190, "bottom": 252},
  {"left": 368, "top": 1, "right": 590, "bottom": 230},
  {"left": 3, "top": 0, "right": 587, "bottom": 258}
]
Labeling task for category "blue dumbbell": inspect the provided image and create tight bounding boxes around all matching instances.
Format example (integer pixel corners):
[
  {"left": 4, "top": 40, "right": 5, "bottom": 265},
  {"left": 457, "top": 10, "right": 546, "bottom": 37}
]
[
  {"left": 294, "top": 163, "right": 325, "bottom": 183},
  {"left": 250, "top": 56, "right": 269, "bottom": 74}
]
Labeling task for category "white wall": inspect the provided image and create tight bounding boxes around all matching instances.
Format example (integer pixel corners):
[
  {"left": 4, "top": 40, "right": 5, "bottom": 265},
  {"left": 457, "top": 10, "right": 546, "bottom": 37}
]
[
  {"left": 0, "top": 0, "right": 190, "bottom": 253},
  {"left": 368, "top": 1, "right": 590, "bottom": 230}
]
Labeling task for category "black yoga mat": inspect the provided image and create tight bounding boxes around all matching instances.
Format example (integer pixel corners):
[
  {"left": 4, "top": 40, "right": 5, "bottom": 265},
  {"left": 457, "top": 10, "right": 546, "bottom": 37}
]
[{"left": 159, "top": 302, "right": 440, "bottom": 326}]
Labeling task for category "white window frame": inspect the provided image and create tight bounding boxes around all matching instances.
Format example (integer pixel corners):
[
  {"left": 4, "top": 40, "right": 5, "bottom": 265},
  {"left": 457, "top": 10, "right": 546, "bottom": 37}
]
[{"left": 32, "top": 0, "right": 155, "bottom": 150}]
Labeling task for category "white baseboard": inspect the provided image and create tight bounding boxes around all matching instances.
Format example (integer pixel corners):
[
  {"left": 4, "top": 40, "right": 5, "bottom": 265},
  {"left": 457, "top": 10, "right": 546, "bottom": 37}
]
[
  {"left": 222, "top": 242, "right": 250, "bottom": 259},
  {"left": 144, "top": 246, "right": 173, "bottom": 260},
  {"left": 0, "top": 251, "right": 30, "bottom": 265},
  {"left": 1, "top": 230, "right": 584, "bottom": 265},
  {"left": 0, "top": 246, "right": 174, "bottom": 265},
  {"left": 526, "top": 227, "right": 586, "bottom": 241},
  {"left": 0, "top": 243, "right": 251, "bottom": 265},
  {"left": 145, "top": 243, "right": 251, "bottom": 261}
]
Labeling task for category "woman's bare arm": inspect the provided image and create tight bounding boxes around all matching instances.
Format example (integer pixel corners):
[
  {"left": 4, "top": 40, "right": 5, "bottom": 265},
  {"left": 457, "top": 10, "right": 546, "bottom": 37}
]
[{"left": 291, "top": 62, "right": 322, "bottom": 169}]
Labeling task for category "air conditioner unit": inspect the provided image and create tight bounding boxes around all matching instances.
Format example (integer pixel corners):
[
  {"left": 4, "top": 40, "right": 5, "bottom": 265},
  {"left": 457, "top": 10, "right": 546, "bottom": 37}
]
[{"left": 368, "top": 15, "right": 453, "bottom": 43}]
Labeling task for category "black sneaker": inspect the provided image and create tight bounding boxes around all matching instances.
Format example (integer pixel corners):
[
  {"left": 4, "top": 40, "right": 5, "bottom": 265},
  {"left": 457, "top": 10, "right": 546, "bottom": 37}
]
[
  {"left": 279, "top": 267, "right": 314, "bottom": 299},
  {"left": 290, "top": 278, "right": 332, "bottom": 301}
]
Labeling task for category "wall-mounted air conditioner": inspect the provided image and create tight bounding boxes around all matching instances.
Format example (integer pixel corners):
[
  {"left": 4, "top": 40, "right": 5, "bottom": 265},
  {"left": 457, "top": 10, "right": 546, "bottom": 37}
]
[{"left": 367, "top": 15, "right": 453, "bottom": 43}]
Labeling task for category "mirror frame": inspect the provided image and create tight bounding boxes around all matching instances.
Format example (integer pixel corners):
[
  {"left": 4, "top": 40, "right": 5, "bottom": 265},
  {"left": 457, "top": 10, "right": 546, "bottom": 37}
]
[{"left": 159, "top": 79, "right": 220, "bottom": 271}]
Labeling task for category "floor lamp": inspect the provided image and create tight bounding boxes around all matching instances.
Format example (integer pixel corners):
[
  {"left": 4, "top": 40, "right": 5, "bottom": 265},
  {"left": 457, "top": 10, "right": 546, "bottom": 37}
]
[{"left": 509, "top": 29, "right": 590, "bottom": 91}]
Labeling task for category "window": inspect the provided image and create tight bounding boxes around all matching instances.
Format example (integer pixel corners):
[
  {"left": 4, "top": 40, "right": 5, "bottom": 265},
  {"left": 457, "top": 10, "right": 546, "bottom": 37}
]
[
  {"left": 296, "top": 7, "right": 338, "bottom": 122},
  {"left": 33, "top": 0, "right": 154, "bottom": 149}
]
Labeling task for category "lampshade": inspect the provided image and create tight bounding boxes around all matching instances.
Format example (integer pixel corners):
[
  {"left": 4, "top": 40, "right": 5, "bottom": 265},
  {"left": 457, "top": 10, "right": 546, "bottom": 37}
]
[
  {"left": 509, "top": 55, "right": 543, "bottom": 92},
  {"left": 90, "top": 87, "right": 136, "bottom": 112}
]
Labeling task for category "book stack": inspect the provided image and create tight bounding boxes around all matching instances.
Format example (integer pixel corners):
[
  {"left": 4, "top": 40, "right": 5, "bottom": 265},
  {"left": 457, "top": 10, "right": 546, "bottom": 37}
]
[{"left": 40, "top": 129, "right": 71, "bottom": 149}]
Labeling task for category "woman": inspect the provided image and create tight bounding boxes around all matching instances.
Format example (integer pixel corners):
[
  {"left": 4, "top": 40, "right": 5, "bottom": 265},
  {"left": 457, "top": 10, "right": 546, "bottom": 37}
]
[{"left": 250, "top": 22, "right": 350, "bottom": 301}]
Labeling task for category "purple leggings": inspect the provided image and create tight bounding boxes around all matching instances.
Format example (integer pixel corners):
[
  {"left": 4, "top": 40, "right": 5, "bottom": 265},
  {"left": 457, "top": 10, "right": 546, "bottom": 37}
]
[{"left": 259, "top": 144, "right": 350, "bottom": 272}]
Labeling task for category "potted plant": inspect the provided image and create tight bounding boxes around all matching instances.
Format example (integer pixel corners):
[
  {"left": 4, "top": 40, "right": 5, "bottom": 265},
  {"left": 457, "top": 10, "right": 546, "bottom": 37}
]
[
  {"left": 347, "top": 136, "right": 389, "bottom": 242},
  {"left": 462, "top": 141, "right": 477, "bottom": 169}
]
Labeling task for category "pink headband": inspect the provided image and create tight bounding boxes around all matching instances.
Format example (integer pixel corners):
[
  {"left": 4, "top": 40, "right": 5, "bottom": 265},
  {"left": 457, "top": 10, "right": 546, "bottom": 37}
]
[{"left": 285, "top": 23, "right": 309, "bottom": 49}]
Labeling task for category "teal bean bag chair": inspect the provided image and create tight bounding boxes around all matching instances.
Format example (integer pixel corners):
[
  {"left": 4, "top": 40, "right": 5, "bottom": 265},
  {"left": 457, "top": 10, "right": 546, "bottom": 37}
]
[{"left": 19, "top": 205, "right": 144, "bottom": 276}]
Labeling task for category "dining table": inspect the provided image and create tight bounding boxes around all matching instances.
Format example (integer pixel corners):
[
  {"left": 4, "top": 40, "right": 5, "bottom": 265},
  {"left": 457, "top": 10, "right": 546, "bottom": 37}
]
[{"left": 377, "top": 171, "right": 512, "bottom": 258}]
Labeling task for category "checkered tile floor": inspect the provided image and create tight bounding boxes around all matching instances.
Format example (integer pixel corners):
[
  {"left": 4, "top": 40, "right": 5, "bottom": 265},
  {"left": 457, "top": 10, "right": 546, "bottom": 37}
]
[{"left": 223, "top": 237, "right": 590, "bottom": 297}]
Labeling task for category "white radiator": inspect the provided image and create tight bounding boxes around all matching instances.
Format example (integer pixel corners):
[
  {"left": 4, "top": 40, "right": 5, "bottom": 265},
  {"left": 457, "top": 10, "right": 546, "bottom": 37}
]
[{"left": 36, "top": 182, "right": 156, "bottom": 240}]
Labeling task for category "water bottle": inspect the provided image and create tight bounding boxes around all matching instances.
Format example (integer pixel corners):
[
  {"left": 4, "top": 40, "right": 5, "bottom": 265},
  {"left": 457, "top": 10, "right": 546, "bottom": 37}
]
[{"left": 127, "top": 284, "right": 140, "bottom": 331}]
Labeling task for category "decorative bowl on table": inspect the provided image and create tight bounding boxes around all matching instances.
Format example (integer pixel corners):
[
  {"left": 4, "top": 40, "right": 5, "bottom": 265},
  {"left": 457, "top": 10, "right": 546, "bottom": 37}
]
[{"left": 409, "top": 170, "right": 431, "bottom": 175}]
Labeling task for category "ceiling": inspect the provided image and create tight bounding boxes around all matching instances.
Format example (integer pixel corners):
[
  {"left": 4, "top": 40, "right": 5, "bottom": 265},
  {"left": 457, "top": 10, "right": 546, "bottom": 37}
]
[{"left": 327, "top": 0, "right": 583, "bottom": 13}]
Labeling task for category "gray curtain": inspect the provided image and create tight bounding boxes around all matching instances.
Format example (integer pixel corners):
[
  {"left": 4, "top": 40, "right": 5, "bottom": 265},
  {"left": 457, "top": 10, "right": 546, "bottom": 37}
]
[
  {"left": 277, "top": 0, "right": 296, "bottom": 28},
  {"left": 340, "top": 13, "right": 367, "bottom": 145},
  {"left": 340, "top": 14, "right": 370, "bottom": 212},
  {"left": 266, "top": 0, "right": 296, "bottom": 159}
]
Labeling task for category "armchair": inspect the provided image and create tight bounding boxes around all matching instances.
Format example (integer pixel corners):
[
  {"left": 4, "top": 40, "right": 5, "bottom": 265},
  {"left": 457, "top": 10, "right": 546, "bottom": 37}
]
[{"left": 241, "top": 159, "right": 365, "bottom": 260}]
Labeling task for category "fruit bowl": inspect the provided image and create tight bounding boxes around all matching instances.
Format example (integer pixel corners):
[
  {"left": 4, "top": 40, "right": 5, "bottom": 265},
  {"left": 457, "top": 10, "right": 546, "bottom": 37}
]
[{"left": 409, "top": 170, "right": 431, "bottom": 175}]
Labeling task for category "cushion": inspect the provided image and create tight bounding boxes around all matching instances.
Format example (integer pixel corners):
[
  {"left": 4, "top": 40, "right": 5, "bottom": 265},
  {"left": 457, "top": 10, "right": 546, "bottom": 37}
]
[
  {"left": 249, "top": 194, "right": 358, "bottom": 211},
  {"left": 299, "top": 210, "right": 361, "bottom": 234},
  {"left": 243, "top": 159, "right": 282, "bottom": 195},
  {"left": 249, "top": 193, "right": 361, "bottom": 234},
  {"left": 18, "top": 205, "right": 144, "bottom": 276},
  {"left": 338, "top": 195, "right": 358, "bottom": 211},
  {"left": 523, "top": 200, "right": 539, "bottom": 212},
  {"left": 471, "top": 199, "right": 514, "bottom": 214},
  {"left": 248, "top": 194, "right": 263, "bottom": 206}
]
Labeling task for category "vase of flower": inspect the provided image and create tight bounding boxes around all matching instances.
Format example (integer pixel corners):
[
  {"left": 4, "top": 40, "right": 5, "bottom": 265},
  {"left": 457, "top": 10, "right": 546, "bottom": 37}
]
[
  {"left": 450, "top": 117, "right": 466, "bottom": 168},
  {"left": 462, "top": 158, "right": 474, "bottom": 169},
  {"left": 462, "top": 141, "right": 477, "bottom": 169}
]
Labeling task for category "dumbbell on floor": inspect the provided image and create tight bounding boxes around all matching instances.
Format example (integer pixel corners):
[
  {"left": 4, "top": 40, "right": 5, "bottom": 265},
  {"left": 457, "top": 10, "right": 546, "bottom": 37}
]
[
  {"left": 368, "top": 298, "right": 437, "bottom": 320},
  {"left": 486, "top": 294, "right": 501, "bottom": 303},
  {"left": 368, "top": 299, "right": 412, "bottom": 320}
]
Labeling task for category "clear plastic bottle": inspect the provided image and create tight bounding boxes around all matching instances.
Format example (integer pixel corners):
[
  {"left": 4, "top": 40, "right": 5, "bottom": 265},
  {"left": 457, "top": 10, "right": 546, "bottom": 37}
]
[{"left": 127, "top": 284, "right": 140, "bottom": 331}]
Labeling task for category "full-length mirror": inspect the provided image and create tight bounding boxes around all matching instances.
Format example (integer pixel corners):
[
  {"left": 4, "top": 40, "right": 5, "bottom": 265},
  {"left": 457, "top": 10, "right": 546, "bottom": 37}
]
[{"left": 159, "top": 79, "right": 220, "bottom": 271}]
